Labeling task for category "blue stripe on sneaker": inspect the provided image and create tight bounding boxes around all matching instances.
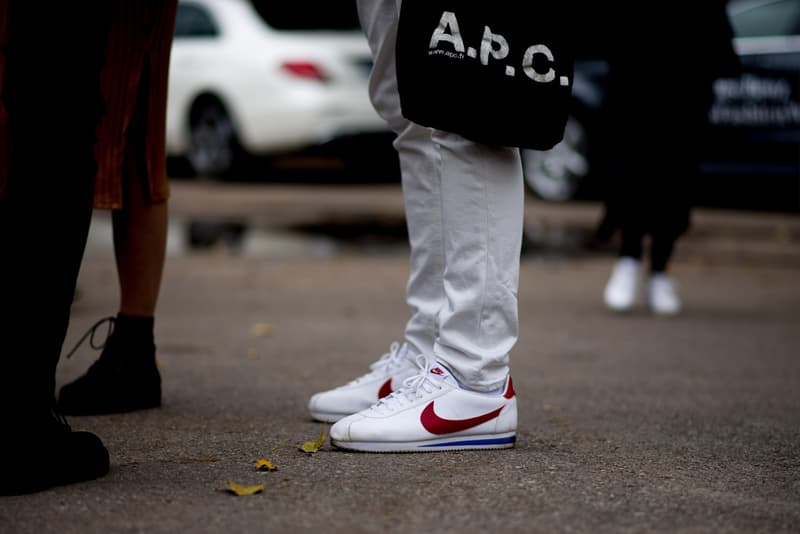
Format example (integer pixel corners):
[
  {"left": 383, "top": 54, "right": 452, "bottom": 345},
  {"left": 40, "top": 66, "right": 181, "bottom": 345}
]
[{"left": 420, "top": 436, "right": 516, "bottom": 448}]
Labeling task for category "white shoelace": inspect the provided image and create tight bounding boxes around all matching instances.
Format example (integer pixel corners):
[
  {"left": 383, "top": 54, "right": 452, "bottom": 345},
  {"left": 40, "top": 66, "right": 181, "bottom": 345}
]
[
  {"left": 346, "top": 341, "right": 408, "bottom": 386},
  {"left": 369, "top": 355, "right": 442, "bottom": 414}
]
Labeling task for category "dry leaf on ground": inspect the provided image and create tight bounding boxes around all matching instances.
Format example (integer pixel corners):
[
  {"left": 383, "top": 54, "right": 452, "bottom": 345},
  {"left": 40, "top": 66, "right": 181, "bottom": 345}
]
[
  {"left": 299, "top": 430, "right": 326, "bottom": 454},
  {"left": 255, "top": 458, "right": 277, "bottom": 472},
  {"left": 222, "top": 481, "right": 265, "bottom": 496},
  {"left": 250, "top": 323, "right": 273, "bottom": 337}
]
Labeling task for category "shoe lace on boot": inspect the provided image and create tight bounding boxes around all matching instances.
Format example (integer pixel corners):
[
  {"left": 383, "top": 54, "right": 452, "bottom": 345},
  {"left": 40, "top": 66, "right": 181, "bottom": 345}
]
[
  {"left": 63, "top": 316, "right": 116, "bottom": 361},
  {"left": 370, "top": 354, "right": 441, "bottom": 414},
  {"left": 51, "top": 405, "right": 71, "bottom": 432}
]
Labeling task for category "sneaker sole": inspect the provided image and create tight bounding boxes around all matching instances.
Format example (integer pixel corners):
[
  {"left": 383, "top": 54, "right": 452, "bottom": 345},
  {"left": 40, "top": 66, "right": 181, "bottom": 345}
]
[
  {"left": 309, "top": 410, "right": 349, "bottom": 423},
  {"left": 331, "top": 432, "right": 516, "bottom": 453},
  {"left": 650, "top": 307, "right": 681, "bottom": 316},
  {"left": 606, "top": 304, "right": 635, "bottom": 313}
]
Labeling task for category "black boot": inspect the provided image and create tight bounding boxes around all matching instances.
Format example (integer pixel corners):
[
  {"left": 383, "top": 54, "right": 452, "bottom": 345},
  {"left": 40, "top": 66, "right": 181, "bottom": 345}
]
[
  {"left": 0, "top": 408, "right": 110, "bottom": 496},
  {"left": 58, "top": 316, "right": 162, "bottom": 416}
]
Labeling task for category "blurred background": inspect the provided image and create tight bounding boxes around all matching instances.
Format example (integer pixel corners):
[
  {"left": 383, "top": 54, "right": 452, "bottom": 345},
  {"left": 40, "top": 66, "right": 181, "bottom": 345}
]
[
  {"left": 51, "top": 4, "right": 800, "bottom": 529},
  {"left": 162, "top": 0, "right": 799, "bottom": 210}
]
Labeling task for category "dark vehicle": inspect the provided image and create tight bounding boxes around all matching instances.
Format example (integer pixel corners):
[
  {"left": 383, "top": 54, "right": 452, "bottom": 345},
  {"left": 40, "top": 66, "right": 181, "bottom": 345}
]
[{"left": 522, "top": 0, "right": 800, "bottom": 212}]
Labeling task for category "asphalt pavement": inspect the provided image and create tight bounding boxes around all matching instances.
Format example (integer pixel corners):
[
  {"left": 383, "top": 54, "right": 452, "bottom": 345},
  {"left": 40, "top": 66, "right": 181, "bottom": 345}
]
[{"left": 2, "top": 181, "right": 799, "bottom": 533}]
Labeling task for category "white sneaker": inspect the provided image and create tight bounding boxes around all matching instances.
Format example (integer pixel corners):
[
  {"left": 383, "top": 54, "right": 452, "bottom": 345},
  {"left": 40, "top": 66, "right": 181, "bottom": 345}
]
[
  {"left": 330, "top": 357, "right": 517, "bottom": 452},
  {"left": 647, "top": 273, "right": 682, "bottom": 316},
  {"left": 604, "top": 257, "right": 641, "bottom": 312},
  {"left": 308, "top": 342, "right": 418, "bottom": 422}
]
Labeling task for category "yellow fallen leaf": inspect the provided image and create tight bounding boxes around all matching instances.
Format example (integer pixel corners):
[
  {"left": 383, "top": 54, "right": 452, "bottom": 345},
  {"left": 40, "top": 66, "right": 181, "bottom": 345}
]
[
  {"left": 255, "top": 458, "right": 277, "bottom": 472},
  {"left": 299, "top": 430, "right": 326, "bottom": 454},
  {"left": 251, "top": 323, "right": 273, "bottom": 337},
  {"left": 222, "top": 481, "right": 264, "bottom": 496}
]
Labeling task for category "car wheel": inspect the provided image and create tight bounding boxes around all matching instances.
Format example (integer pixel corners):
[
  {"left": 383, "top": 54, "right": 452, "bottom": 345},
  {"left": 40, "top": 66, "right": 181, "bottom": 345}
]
[
  {"left": 521, "top": 115, "right": 590, "bottom": 202},
  {"left": 188, "top": 97, "right": 241, "bottom": 178}
]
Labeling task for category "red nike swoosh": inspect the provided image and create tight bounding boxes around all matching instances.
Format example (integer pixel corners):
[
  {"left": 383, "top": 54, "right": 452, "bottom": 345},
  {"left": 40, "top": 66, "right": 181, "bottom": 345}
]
[
  {"left": 378, "top": 378, "right": 393, "bottom": 399},
  {"left": 420, "top": 402, "right": 505, "bottom": 435}
]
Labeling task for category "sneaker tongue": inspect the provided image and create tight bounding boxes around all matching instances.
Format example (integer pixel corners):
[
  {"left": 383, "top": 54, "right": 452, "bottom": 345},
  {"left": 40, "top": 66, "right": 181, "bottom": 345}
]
[
  {"left": 397, "top": 343, "right": 409, "bottom": 360},
  {"left": 427, "top": 364, "right": 458, "bottom": 387}
]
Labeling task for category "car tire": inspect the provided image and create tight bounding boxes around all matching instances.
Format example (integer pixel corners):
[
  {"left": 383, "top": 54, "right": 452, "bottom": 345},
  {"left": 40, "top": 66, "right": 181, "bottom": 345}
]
[
  {"left": 521, "top": 114, "right": 591, "bottom": 202},
  {"left": 188, "top": 97, "right": 243, "bottom": 178}
]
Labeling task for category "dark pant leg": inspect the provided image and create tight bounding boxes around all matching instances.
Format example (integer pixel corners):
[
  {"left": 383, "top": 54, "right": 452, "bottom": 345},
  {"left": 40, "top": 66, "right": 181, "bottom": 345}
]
[
  {"left": 0, "top": 3, "right": 108, "bottom": 418},
  {"left": 619, "top": 225, "right": 644, "bottom": 260},
  {"left": 650, "top": 235, "right": 675, "bottom": 273}
]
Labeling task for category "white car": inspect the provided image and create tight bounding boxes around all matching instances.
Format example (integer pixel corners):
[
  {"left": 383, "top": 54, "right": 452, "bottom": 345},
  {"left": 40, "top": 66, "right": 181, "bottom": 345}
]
[{"left": 167, "top": 0, "right": 387, "bottom": 176}]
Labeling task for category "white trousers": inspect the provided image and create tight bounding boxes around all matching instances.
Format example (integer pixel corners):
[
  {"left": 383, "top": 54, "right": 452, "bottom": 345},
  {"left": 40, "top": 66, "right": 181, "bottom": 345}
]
[{"left": 357, "top": 0, "right": 524, "bottom": 391}]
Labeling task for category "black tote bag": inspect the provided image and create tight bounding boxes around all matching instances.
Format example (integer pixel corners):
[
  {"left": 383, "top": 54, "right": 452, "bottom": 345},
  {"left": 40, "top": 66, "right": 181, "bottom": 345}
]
[{"left": 396, "top": 1, "right": 574, "bottom": 150}]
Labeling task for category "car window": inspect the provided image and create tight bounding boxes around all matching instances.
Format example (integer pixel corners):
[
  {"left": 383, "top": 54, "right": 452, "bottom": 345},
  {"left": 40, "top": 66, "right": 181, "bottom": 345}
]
[
  {"left": 730, "top": 0, "right": 800, "bottom": 38},
  {"left": 249, "top": 0, "right": 361, "bottom": 31},
  {"left": 175, "top": 3, "right": 220, "bottom": 38}
]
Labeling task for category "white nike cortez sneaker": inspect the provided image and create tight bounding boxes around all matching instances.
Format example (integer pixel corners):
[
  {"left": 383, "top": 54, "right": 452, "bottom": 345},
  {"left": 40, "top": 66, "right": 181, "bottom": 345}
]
[
  {"left": 330, "top": 357, "right": 517, "bottom": 452},
  {"left": 308, "top": 342, "right": 418, "bottom": 423},
  {"left": 604, "top": 256, "right": 641, "bottom": 312},
  {"left": 647, "top": 273, "right": 682, "bottom": 316}
]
